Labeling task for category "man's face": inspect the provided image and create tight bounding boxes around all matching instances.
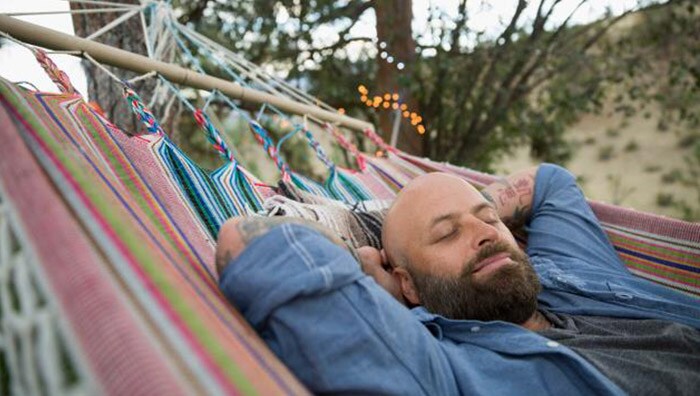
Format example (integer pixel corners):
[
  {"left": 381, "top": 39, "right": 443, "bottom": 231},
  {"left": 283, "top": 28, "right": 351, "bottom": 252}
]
[{"left": 382, "top": 173, "right": 540, "bottom": 323}]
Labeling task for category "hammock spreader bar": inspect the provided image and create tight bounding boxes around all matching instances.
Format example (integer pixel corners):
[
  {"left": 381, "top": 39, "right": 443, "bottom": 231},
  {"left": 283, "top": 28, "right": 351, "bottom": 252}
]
[{"left": 0, "top": 15, "right": 374, "bottom": 133}]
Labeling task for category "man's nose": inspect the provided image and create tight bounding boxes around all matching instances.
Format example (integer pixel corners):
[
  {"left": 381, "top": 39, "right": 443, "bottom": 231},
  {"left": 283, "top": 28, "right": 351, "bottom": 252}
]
[{"left": 471, "top": 219, "right": 500, "bottom": 249}]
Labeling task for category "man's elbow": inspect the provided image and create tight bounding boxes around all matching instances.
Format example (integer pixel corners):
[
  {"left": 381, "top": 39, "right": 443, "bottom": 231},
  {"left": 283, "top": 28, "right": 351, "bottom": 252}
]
[{"left": 215, "top": 217, "right": 247, "bottom": 276}]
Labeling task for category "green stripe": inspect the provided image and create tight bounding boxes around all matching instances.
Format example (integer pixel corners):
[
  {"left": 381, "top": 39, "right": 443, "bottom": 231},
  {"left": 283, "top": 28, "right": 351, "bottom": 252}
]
[{"left": 2, "top": 83, "right": 260, "bottom": 393}]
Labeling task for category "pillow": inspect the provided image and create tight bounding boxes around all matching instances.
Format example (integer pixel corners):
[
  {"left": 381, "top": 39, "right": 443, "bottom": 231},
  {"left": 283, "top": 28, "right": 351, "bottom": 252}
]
[{"left": 265, "top": 181, "right": 391, "bottom": 250}]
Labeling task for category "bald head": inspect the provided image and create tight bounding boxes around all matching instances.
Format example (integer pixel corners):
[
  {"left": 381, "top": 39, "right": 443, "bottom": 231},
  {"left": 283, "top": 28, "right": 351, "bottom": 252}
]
[
  {"left": 379, "top": 172, "right": 537, "bottom": 323},
  {"left": 382, "top": 172, "right": 487, "bottom": 270}
]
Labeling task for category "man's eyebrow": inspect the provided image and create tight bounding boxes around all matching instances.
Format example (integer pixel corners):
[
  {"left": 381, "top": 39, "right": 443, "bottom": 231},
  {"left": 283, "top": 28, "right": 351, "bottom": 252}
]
[
  {"left": 429, "top": 212, "right": 459, "bottom": 229},
  {"left": 471, "top": 202, "right": 496, "bottom": 214},
  {"left": 429, "top": 202, "right": 497, "bottom": 229}
]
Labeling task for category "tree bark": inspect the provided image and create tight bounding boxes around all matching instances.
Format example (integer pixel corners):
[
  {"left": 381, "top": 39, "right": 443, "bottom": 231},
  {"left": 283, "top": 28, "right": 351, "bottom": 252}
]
[
  {"left": 70, "top": 1, "right": 177, "bottom": 137},
  {"left": 374, "top": 0, "right": 422, "bottom": 155}
]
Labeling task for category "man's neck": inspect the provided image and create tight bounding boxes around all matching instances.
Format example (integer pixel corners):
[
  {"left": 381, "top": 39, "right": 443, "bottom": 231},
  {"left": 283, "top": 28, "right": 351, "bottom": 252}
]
[{"left": 521, "top": 310, "right": 552, "bottom": 331}]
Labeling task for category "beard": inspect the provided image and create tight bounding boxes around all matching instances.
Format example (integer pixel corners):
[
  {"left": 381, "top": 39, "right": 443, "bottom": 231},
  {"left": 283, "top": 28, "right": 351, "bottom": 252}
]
[{"left": 406, "top": 241, "right": 541, "bottom": 324}]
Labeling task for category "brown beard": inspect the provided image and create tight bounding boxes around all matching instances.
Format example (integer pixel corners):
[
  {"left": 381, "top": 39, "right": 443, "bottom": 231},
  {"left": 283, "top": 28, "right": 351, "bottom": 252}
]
[{"left": 406, "top": 241, "right": 541, "bottom": 324}]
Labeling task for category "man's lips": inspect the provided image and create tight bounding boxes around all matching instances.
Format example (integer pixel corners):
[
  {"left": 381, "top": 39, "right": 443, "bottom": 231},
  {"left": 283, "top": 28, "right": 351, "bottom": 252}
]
[{"left": 472, "top": 252, "right": 513, "bottom": 275}]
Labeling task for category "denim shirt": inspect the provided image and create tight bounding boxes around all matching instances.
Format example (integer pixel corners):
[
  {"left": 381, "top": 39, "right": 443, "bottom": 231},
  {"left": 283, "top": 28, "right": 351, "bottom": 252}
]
[{"left": 219, "top": 164, "right": 700, "bottom": 395}]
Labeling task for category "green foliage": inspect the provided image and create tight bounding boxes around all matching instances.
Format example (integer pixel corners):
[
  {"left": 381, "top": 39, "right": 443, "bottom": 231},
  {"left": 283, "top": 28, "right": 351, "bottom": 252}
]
[
  {"left": 598, "top": 145, "right": 615, "bottom": 161},
  {"left": 661, "top": 168, "right": 682, "bottom": 184},
  {"left": 606, "top": 128, "right": 620, "bottom": 138},
  {"left": 656, "top": 192, "right": 675, "bottom": 207},
  {"left": 624, "top": 139, "right": 639, "bottom": 152},
  {"left": 607, "top": 174, "right": 636, "bottom": 205},
  {"left": 171, "top": 0, "right": 699, "bottom": 219}
]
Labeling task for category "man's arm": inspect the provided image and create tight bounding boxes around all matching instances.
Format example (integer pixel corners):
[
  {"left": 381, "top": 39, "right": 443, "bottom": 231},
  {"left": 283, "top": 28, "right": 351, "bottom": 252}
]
[
  {"left": 481, "top": 166, "right": 539, "bottom": 229},
  {"left": 216, "top": 216, "right": 356, "bottom": 276},
  {"left": 216, "top": 217, "right": 453, "bottom": 394}
]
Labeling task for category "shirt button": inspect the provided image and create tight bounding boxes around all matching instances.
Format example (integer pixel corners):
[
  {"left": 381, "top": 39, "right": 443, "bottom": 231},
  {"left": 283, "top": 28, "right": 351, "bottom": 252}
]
[
  {"left": 547, "top": 341, "right": 560, "bottom": 348},
  {"left": 615, "top": 292, "right": 634, "bottom": 300},
  {"left": 470, "top": 326, "right": 481, "bottom": 333}
]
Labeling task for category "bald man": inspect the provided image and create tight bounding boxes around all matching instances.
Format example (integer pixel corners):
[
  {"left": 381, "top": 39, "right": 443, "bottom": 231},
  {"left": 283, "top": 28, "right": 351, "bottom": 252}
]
[{"left": 217, "top": 164, "right": 700, "bottom": 395}]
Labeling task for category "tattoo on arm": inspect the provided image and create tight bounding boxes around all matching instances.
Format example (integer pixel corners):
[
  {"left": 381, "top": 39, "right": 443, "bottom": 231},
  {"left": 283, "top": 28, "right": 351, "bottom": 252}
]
[
  {"left": 483, "top": 169, "right": 537, "bottom": 229},
  {"left": 236, "top": 217, "right": 358, "bottom": 258}
]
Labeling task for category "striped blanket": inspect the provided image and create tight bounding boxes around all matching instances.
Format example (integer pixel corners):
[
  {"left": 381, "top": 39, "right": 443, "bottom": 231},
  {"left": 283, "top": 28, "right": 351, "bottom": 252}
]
[{"left": 0, "top": 77, "right": 306, "bottom": 394}]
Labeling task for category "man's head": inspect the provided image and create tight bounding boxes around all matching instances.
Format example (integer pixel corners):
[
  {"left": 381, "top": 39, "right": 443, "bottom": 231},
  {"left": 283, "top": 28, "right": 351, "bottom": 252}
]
[{"left": 381, "top": 172, "right": 540, "bottom": 324}]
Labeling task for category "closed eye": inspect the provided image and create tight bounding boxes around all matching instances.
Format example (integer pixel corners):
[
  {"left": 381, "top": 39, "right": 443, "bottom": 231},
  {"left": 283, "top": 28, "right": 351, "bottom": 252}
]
[{"left": 435, "top": 228, "right": 458, "bottom": 242}]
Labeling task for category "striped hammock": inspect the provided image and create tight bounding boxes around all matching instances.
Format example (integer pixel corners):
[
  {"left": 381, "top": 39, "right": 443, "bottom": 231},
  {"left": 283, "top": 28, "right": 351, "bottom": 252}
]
[{"left": 0, "top": 50, "right": 698, "bottom": 396}]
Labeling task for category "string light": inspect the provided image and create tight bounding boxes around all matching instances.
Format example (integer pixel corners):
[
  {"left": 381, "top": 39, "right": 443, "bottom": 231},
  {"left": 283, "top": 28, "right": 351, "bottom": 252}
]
[{"left": 355, "top": 84, "right": 427, "bottom": 136}]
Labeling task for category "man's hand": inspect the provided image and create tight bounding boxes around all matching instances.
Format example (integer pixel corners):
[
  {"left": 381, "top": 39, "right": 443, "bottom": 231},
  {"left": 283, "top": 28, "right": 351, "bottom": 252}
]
[
  {"left": 357, "top": 246, "right": 407, "bottom": 306},
  {"left": 215, "top": 216, "right": 355, "bottom": 276}
]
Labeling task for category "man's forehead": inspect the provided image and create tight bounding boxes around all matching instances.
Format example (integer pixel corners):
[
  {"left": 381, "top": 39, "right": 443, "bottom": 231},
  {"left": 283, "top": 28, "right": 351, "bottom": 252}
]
[{"left": 389, "top": 173, "right": 484, "bottom": 224}]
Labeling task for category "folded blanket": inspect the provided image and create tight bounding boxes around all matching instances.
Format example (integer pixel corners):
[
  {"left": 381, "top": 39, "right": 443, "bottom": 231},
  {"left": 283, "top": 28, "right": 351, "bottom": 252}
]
[{"left": 265, "top": 181, "right": 391, "bottom": 249}]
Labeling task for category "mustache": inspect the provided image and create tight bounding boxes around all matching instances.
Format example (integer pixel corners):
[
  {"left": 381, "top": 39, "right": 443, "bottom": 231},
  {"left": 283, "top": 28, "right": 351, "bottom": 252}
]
[{"left": 463, "top": 241, "right": 522, "bottom": 275}]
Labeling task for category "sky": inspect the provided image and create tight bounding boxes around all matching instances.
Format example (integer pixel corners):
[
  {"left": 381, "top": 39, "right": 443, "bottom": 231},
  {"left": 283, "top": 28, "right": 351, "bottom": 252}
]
[{"left": 0, "top": 0, "right": 644, "bottom": 98}]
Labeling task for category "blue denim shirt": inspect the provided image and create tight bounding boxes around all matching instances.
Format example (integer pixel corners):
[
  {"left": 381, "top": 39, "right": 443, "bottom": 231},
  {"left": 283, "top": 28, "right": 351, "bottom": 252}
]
[{"left": 219, "top": 164, "right": 700, "bottom": 395}]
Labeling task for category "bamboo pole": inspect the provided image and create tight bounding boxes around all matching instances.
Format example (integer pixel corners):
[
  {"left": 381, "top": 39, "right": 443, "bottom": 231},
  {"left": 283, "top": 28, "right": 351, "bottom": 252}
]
[{"left": 0, "top": 15, "right": 375, "bottom": 132}]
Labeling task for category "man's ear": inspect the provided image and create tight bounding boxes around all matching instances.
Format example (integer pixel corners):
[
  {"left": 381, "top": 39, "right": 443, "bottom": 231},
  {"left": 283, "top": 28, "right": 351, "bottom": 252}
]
[
  {"left": 393, "top": 267, "right": 420, "bottom": 306},
  {"left": 379, "top": 249, "right": 389, "bottom": 269}
]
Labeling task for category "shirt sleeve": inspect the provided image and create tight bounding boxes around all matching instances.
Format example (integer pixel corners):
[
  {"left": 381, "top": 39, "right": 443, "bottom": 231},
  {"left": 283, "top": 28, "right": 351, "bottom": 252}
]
[
  {"left": 525, "top": 164, "right": 628, "bottom": 274},
  {"left": 218, "top": 223, "right": 455, "bottom": 395}
]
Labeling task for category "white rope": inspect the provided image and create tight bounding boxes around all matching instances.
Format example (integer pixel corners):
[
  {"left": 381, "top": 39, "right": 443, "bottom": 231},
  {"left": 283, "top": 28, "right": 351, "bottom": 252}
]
[
  {"left": 44, "top": 50, "right": 83, "bottom": 55},
  {"left": 140, "top": 7, "right": 154, "bottom": 58},
  {"left": 61, "top": 0, "right": 142, "bottom": 7},
  {"left": 126, "top": 70, "right": 157, "bottom": 84},
  {"left": 5, "top": 8, "right": 136, "bottom": 17},
  {"left": 86, "top": 6, "right": 144, "bottom": 41},
  {"left": 0, "top": 30, "right": 36, "bottom": 53},
  {"left": 0, "top": 177, "right": 97, "bottom": 395},
  {"left": 173, "top": 20, "right": 338, "bottom": 111},
  {"left": 82, "top": 52, "right": 123, "bottom": 84}
]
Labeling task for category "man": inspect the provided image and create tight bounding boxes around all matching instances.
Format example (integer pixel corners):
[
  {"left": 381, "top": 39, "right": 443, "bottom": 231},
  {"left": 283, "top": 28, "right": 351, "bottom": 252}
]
[{"left": 216, "top": 164, "right": 700, "bottom": 395}]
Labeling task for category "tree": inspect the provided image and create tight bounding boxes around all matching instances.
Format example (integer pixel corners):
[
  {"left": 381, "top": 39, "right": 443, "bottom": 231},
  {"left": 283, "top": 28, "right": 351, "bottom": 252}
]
[
  {"left": 177, "top": 0, "right": 682, "bottom": 170},
  {"left": 70, "top": 1, "right": 180, "bottom": 138},
  {"left": 176, "top": 0, "right": 423, "bottom": 154}
]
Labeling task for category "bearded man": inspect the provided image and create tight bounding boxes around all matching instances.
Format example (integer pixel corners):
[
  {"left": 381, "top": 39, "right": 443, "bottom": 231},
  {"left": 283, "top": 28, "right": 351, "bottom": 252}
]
[{"left": 216, "top": 164, "right": 700, "bottom": 395}]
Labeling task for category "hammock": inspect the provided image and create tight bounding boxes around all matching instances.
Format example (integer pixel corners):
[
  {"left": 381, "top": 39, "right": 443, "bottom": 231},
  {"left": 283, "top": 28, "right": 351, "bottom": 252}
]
[{"left": 1, "top": 23, "right": 699, "bottom": 396}]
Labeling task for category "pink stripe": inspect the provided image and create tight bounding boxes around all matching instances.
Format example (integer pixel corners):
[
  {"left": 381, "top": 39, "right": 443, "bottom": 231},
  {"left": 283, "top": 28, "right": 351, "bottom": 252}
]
[
  {"left": 10, "top": 100, "right": 240, "bottom": 394},
  {"left": 608, "top": 230, "right": 700, "bottom": 266},
  {"left": 0, "top": 101, "right": 188, "bottom": 395}
]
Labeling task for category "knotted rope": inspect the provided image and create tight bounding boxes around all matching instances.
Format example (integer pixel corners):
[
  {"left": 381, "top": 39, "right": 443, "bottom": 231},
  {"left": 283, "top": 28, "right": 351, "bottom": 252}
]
[
  {"left": 122, "top": 83, "right": 165, "bottom": 136},
  {"left": 325, "top": 124, "right": 367, "bottom": 171},
  {"left": 248, "top": 121, "right": 292, "bottom": 182},
  {"left": 33, "top": 48, "right": 78, "bottom": 95},
  {"left": 363, "top": 128, "right": 398, "bottom": 155},
  {"left": 193, "top": 109, "right": 237, "bottom": 164}
]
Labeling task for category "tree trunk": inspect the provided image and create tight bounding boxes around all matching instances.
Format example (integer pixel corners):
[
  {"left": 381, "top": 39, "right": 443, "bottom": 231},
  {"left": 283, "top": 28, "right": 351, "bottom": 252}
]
[
  {"left": 374, "top": 0, "right": 422, "bottom": 155},
  {"left": 70, "top": 1, "right": 177, "bottom": 137}
]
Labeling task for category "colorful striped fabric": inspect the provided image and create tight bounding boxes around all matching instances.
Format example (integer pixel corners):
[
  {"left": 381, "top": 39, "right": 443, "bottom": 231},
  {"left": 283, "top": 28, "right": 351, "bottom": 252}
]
[
  {"left": 124, "top": 86, "right": 266, "bottom": 238},
  {"left": 301, "top": 127, "right": 373, "bottom": 203},
  {"left": 0, "top": 77, "right": 307, "bottom": 394}
]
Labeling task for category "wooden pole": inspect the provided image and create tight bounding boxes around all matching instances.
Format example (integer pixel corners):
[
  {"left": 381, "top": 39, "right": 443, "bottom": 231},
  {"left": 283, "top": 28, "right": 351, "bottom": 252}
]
[{"left": 0, "top": 15, "right": 375, "bottom": 132}]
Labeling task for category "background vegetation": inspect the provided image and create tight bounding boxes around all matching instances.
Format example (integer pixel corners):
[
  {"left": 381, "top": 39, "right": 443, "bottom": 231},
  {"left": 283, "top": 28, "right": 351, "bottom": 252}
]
[{"left": 70, "top": 0, "right": 699, "bottom": 220}]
